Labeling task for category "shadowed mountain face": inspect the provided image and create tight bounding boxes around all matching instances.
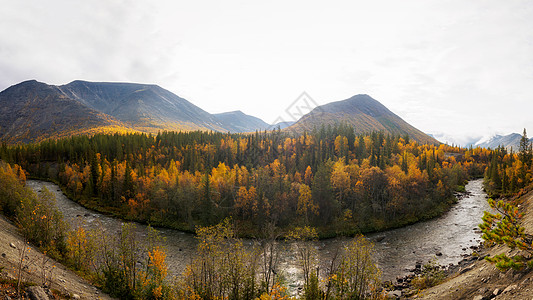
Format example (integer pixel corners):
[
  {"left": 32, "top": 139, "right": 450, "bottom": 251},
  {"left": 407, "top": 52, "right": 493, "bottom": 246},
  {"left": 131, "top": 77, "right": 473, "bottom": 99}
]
[
  {"left": 0, "top": 80, "right": 274, "bottom": 143},
  {"left": 288, "top": 94, "right": 439, "bottom": 144},
  {"left": 213, "top": 110, "right": 271, "bottom": 133},
  {"left": 0, "top": 80, "right": 122, "bottom": 143}
]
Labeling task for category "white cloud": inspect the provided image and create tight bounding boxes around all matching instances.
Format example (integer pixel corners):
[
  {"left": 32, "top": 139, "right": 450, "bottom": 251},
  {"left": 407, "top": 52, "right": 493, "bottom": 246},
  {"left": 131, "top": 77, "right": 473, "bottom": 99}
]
[{"left": 1, "top": 0, "right": 532, "bottom": 143}]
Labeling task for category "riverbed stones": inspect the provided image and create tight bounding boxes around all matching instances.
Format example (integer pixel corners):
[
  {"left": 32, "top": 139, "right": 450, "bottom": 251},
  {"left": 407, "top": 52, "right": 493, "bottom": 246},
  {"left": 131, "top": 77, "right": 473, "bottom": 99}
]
[
  {"left": 493, "top": 288, "right": 500, "bottom": 296},
  {"left": 459, "top": 265, "right": 473, "bottom": 274},
  {"left": 9, "top": 242, "right": 16, "bottom": 249}
]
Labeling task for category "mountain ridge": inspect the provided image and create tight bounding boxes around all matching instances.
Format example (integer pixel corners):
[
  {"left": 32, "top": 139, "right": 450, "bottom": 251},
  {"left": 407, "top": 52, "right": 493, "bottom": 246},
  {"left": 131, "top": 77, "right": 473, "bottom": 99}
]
[
  {"left": 287, "top": 94, "right": 439, "bottom": 144},
  {"left": 58, "top": 80, "right": 227, "bottom": 132},
  {"left": 0, "top": 80, "right": 438, "bottom": 145}
]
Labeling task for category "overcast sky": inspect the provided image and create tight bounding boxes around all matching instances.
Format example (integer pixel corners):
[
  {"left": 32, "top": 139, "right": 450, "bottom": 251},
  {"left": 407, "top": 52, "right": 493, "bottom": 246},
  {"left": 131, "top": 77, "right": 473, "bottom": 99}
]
[{"left": 1, "top": 0, "right": 532, "bottom": 145}]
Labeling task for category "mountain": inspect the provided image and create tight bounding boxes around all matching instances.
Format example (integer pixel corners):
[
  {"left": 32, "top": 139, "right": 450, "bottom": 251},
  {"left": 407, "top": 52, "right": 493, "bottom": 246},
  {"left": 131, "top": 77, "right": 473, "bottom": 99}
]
[
  {"left": 474, "top": 133, "right": 533, "bottom": 150},
  {"left": 0, "top": 80, "right": 127, "bottom": 143},
  {"left": 272, "top": 121, "right": 295, "bottom": 130},
  {"left": 0, "top": 81, "right": 437, "bottom": 145},
  {"left": 0, "top": 80, "right": 279, "bottom": 143},
  {"left": 59, "top": 80, "right": 226, "bottom": 132},
  {"left": 213, "top": 111, "right": 270, "bottom": 133},
  {"left": 287, "top": 94, "right": 439, "bottom": 144}
]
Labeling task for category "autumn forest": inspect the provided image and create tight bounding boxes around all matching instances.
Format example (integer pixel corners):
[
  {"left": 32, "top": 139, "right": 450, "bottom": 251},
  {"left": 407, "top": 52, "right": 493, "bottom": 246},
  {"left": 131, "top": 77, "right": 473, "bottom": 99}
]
[{"left": 0, "top": 124, "right": 494, "bottom": 236}]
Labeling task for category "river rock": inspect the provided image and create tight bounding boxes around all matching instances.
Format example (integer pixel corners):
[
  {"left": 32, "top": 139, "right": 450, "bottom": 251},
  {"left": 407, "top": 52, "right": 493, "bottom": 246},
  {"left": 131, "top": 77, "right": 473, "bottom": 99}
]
[
  {"left": 493, "top": 288, "right": 500, "bottom": 296},
  {"left": 472, "top": 295, "right": 483, "bottom": 300},
  {"left": 72, "top": 294, "right": 81, "bottom": 299},
  {"left": 26, "top": 286, "right": 49, "bottom": 300},
  {"left": 9, "top": 242, "right": 16, "bottom": 249},
  {"left": 386, "top": 290, "right": 402, "bottom": 299},
  {"left": 503, "top": 284, "right": 517, "bottom": 293},
  {"left": 436, "top": 252, "right": 442, "bottom": 256}
]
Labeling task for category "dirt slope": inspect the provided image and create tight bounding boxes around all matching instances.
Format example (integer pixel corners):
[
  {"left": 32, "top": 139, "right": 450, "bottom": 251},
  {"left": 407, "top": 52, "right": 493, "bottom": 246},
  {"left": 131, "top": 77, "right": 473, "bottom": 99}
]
[{"left": 0, "top": 215, "right": 113, "bottom": 299}]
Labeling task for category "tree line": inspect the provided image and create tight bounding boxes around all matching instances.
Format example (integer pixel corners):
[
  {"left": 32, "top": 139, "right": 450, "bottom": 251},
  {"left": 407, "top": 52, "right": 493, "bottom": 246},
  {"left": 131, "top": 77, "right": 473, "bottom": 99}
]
[
  {"left": 0, "top": 124, "right": 487, "bottom": 235},
  {"left": 484, "top": 129, "right": 533, "bottom": 197}
]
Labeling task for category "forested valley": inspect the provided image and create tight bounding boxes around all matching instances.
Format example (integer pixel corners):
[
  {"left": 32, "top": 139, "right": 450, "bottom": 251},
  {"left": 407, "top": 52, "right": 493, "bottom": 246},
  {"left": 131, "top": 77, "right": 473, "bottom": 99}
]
[
  {"left": 3, "top": 126, "right": 533, "bottom": 299},
  {"left": 1, "top": 124, "right": 489, "bottom": 236}
]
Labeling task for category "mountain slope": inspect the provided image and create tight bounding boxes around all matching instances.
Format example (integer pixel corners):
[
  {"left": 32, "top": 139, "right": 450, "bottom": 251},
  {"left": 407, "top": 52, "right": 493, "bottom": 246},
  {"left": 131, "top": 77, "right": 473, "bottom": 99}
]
[
  {"left": 59, "top": 80, "right": 226, "bottom": 132},
  {"left": 213, "top": 110, "right": 270, "bottom": 133},
  {"left": 0, "top": 80, "right": 127, "bottom": 143},
  {"left": 0, "top": 80, "right": 276, "bottom": 143},
  {"left": 273, "top": 121, "right": 295, "bottom": 130},
  {"left": 288, "top": 94, "right": 439, "bottom": 144}
]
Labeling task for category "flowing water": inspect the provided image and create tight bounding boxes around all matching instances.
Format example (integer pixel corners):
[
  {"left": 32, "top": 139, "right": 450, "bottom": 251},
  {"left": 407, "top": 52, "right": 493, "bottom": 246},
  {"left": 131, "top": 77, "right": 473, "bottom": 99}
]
[{"left": 27, "top": 179, "right": 489, "bottom": 293}]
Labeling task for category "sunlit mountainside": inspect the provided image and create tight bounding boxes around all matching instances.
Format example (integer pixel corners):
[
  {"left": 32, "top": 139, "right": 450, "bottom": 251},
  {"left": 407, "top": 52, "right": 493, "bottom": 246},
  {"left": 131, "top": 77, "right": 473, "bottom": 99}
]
[{"left": 288, "top": 94, "right": 439, "bottom": 145}]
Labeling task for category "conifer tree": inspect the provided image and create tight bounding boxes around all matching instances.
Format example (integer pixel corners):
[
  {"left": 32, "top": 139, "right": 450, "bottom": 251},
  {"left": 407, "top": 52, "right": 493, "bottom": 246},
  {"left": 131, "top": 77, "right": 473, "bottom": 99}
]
[{"left": 480, "top": 198, "right": 533, "bottom": 271}]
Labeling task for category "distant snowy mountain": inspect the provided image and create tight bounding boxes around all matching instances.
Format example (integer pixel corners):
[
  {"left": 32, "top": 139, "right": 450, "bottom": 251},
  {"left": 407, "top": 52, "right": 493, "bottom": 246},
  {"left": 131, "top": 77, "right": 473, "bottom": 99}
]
[
  {"left": 429, "top": 131, "right": 533, "bottom": 150},
  {"left": 474, "top": 133, "right": 532, "bottom": 150}
]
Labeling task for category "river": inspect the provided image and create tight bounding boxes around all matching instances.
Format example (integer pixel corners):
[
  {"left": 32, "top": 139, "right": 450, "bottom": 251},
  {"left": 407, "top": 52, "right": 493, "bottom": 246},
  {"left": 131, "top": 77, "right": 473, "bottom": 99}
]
[{"left": 26, "top": 179, "right": 490, "bottom": 294}]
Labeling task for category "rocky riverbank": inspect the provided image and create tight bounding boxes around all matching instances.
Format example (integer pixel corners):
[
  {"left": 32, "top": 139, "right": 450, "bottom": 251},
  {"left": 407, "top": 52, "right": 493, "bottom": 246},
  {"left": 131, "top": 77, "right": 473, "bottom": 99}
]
[
  {"left": 381, "top": 239, "right": 488, "bottom": 299},
  {"left": 408, "top": 188, "right": 533, "bottom": 300}
]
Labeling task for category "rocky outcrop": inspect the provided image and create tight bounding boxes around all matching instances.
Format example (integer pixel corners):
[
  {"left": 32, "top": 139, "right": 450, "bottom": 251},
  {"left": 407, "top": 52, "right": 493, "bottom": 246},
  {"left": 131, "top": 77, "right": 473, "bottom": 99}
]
[{"left": 26, "top": 286, "right": 49, "bottom": 300}]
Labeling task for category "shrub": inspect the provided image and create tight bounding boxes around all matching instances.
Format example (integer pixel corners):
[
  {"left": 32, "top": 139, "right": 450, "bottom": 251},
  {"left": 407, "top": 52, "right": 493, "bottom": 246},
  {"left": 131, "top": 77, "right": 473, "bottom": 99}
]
[{"left": 411, "top": 259, "right": 445, "bottom": 289}]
